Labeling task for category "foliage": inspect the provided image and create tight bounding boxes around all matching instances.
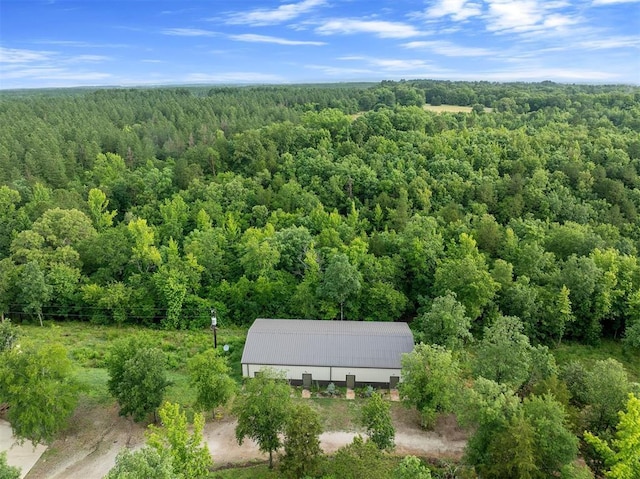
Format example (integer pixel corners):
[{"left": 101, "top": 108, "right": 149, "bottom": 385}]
[
  {"left": 460, "top": 379, "right": 578, "bottom": 479},
  {"left": 328, "top": 435, "right": 389, "bottom": 479},
  {"left": 279, "top": 403, "right": 323, "bottom": 479},
  {"left": 399, "top": 343, "right": 461, "bottom": 428},
  {"left": 360, "top": 392, "right": 395, "bottom": 450},
  {"left": 393, "top": 455, "right": 432, "bottom": 479},
  {"left": 584, "top": 393, "right": 640, "bottom": 479},
  {"left": 0, "top": 452, "right": 20, "bottom": 479},
  {"left": 233, "top": 369, "right": 292, "bottom": 468},
  {"left": 187, "top": 349, "right": 235, "bottom": 413},
  {"left": 583, "top": 358, "right": 633, "bottom": 435},
  {"left": 146, "top": 402, "right": 212, "bottom": 478},
  {"left": 0, "top": 341, "right": 78, "bottom": 445},
  {"left": 0, "top": 319, "right": 18, "bottom": 352},
  {"left": 106, "top": 337, "right": 169, "bottom": 422},
  {"left": 413, "top": 292, "right": 472, "bottom": 350},
  {"left": 104, "top": 447, "right": 175, "bottom": 479}
]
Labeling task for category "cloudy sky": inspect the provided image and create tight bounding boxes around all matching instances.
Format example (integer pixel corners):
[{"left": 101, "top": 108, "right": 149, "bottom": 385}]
[{"left": 1, "top": 0, "right": 639, "bottom": 89}]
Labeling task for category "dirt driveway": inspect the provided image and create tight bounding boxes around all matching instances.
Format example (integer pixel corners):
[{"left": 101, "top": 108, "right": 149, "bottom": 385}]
[{"left": 23, "top": 402, "right": 466, "bottom": 478}]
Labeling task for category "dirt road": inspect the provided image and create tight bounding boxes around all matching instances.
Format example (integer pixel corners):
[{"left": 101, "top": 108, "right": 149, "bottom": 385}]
[{"left": 23, "top": 403, "right": 465, "bottom": 478}]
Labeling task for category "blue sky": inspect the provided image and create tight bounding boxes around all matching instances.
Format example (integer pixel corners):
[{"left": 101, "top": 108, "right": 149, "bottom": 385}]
[{"left": 1, "top": 0, "right": 639, "bottom": 89}]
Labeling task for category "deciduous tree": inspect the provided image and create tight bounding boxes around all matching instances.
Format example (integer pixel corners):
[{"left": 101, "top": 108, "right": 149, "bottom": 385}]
[
  {"left": 187, "top": 349, "right": 235, "bottom": 414},
  {"left": 233, "top": 369, "right": 292, "bottom": 468},
  {"left": 360, "top": 392, "right": 395, "bottom": 450},
  {"left": 0, "top": 342, "right": 78, "bottom": 445},
  {"left": 279, "top": 403, "right": 323, "bottom": 479},
  {"left": 106, "top": 337, "right": 168, "bottom": 422}
]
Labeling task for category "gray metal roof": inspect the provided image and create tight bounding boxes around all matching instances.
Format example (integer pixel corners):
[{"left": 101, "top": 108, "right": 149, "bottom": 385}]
[{"left": 241, "top": 319, "right": 415, "bottom": 369}]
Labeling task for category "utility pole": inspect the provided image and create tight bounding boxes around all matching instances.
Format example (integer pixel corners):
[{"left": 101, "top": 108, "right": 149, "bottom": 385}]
[{"left": 211, "top": 308, "right": 218, "bottom": 349}]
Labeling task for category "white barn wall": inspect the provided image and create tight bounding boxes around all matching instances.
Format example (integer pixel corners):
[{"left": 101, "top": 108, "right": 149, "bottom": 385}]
[
  {"left": 330, "top": 367, "right": 401, "bottom": 384},
  {"left": 244, "top": 364, "right": 401, "bottom": 384},
  {"left": 247, "top": 364, "right": 331, "bottom": 381}
]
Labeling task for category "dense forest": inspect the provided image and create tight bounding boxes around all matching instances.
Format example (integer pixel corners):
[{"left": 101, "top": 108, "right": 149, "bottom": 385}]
[{"left": 0, "top": 80, "right": 639, "bottom": 349}]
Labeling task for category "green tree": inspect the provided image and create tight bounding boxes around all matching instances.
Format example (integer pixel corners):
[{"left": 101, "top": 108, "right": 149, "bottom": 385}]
[
  {"left": 16, "top": 261, "right": 51, "bottom": 326},
  {"left": 433, "top": 233, "right": 499, "bottom": 321},
  {"left": 106, "top": 338, "right": 169, "bottom": 422},
  {"left": 523, "top": 394, "right": 578, "bottom": 477},
  {"left": 318, "top": 253, "right": 362, "bottom": 320},
  {"left": 474, "top": 315, "right": 533, "bottom": 389},
  {"left": 360, "top": 392, "right": 395, "bottom": 450},
  {"left": 330, "top": 435, "right": 387, "bottom": 479},
  {"left": 585, "top": 394, "right": 640, "bottom": 479},
  {"left": 147, "top": 402, "right": 212, "bottom": 478},
  {"left": 187, "top": 349, "right": 235, "bottom": 414},
  {"left": 105, "top": 447, "right": 174, "bottom": 479},
  {"left": 583, "top": 358, "right": 633, "bottom": 434},
  {"left": 233, "top": 369, "right": 292, "bottom": 468},
  {"left": 0, "top": 451, "right": 20, "bottom": 479},
  {"left": 87, "top": 188, "right": 116, "bottom": 232},
  {"left": 0, "top": 342, "right": 78, "bottom": 445},
  {"left": 399, "top": 343, "right": 461, "bottom": 428},
  {"left": 393, "top": 455, "right": 432, "bottom": 479},
  {"left": 279, "top": 403, "right": 323, "bottom": 479},
  {"left": 413, "top": 292, "right": 472, "bottom": 350}
]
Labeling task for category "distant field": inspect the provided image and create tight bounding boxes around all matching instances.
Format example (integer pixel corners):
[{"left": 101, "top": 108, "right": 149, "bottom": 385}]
[{"left": 424, "top": 104, "right": 476, "bottom": 113}]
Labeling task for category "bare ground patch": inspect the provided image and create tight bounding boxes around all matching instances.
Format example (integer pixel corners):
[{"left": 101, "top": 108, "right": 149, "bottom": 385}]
[{"left": 25, "top": 399, "right": 466, "bottom": 478}]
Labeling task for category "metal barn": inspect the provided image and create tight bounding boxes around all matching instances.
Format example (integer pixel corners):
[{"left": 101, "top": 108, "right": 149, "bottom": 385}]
[{"left": 240, "top": 319, "right": 415, "bottom": 388}]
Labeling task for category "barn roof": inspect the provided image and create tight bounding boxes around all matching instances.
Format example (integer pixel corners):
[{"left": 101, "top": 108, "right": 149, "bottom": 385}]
[{"left": 241, "top": 319, "right": 414, "bottom": 369}]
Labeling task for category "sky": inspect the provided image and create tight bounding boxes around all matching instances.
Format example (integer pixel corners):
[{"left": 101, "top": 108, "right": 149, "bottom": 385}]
[{"left": 1, "top": 0, "right": 639, "bottom": 89}]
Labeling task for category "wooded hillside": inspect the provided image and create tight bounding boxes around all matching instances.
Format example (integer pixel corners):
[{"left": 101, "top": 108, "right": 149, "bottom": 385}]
[{"left": 1, "top": 81, "right": 639, "bottom": 347}]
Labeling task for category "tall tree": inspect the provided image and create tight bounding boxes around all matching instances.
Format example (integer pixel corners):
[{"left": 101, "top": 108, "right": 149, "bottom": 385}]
[
  {"left": 233, "top": 369, "right": 292, "bottom": 468},
  {"left": 318, "top": 253, "right": 362, "bottom": 320},
  {"left": 0, "top": 342, "right": 78, "bottom": 445},
  {"left": 585, "top": 394, "right": 640, "bottom": 479},
  {"left": 146, "top": 402, "right": 212, "bottom": 478},
  {"left": 106, "top": 337, "right": 168, "bottom": 422},
  {"left": 187, "top": 349, "right": 235, "bottom": 414},
  {"left": 360, "top": 392, "right": 395, "bottom": 450},
  {"left": 279, "top": 403, "right": 323, "bottom": 479},
  {"left": 399, "top": 343, "right": 461, "bottom": 428}
]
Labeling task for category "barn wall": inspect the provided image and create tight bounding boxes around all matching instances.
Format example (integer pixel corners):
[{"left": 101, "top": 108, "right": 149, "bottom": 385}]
[
  {"left": 243, "top": 364, "right": 401, "bottom": 384},
  {"left": 246, "top": 364, "right": 331, "bottom": 381},
  {"left": 331, "top": 367, "right": 401, "bottom": 384}
]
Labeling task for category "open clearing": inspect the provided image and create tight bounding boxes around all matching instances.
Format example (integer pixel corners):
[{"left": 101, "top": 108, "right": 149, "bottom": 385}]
[
  {"left": 423, "top": 104, "right": 475, "bottom": 113},
  {"left": 21, "top": 400, "right": 465, "bottom": 478}
]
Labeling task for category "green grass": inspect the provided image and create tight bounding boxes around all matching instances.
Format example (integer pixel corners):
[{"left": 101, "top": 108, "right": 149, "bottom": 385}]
[
  {"left": 553, "top": 339, "right": 640, "bottom": 382},
  {"left": 15, "top": 321, "right": 248, "bottom": 408}
]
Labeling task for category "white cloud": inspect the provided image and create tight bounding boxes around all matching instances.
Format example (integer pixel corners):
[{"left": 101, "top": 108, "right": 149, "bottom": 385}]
[
  {"left": 579, "top": 36, "right": 640, "bottom": 49},
  {"left": 162, "top": 28, "right": 219, "bottom": 37},
  {"left": 402, "top": 40, "right": 493, "bottom": 56},
  {"left": 0, "top": 46, "right": 53, "bottom": 63},
  {"left": 424, "top": 0, "right": 482, "bottom": 21},
  {"left": 229, "top": 34, "right": 326, "bottom": 46},
  {"left": 316, "top": 19, "right": 423, "bottom": 38},
  {"left": 592, "top": 0, "right": 640, "bottom": 4},
  {"left": 305, "top": 64, "right": 375, "bottom": 76},
  {"left": 339, "top": 55, "right": 436, "bottom": 71},
  {"left": 226, "top": 0, "right": 326, "bottom": 26},
  {"left": 185, "top": 72, "right": 286, "bottom": 83}
]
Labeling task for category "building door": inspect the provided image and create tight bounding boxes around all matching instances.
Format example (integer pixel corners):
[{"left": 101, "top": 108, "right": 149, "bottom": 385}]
[
  {"left": 346, "top": 375, "right": 355, "bottom": 389},
  {"left": 389, "top": 376, "right": 399, "bottom": 389},
  {"left": 302, "top": 373, "right": 312, "bottom": 388}
]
